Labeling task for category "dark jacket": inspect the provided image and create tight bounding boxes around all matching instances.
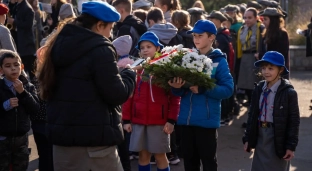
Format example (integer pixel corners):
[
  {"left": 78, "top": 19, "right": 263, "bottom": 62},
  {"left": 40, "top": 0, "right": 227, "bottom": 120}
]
[
  {"left": 215, "top": 27, "right": 231, "bottom": 56},
  {"left": 304, "top": 23, "right": 312, "bottom": 57},
  {"left": 177, "top": 29, "right": 194, "bottom": 49},
  {"left": 116, "top": 15, "right": 147, "bottom": 57},
  {"left": 47, "top": 24, "right": 136, "bottom": 147},
  {"left": 0, "top": 75, "right": 39, "bottom": 136},
  {"left": 243, "top": 79, "right": 300, "bottom": 158},
  {"left": 13, "top": 0, "right": 36, "bottom": 56}
]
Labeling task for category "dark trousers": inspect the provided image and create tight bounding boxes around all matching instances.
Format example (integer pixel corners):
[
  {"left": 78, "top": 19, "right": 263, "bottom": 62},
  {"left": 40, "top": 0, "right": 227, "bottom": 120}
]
[
  {"left": 32, "top": 122, "right": 54, "bottom": 171},
  {"left": 0, "top": 134, "right": 29, "bottom": 171},
  {"left": 117, "top": 130, "right": 131, "bottom": 171},
  {"left": 21, "top": 55, "right": 36, "bottom": 81},
  {"left": 181, "top": 126, "right": 218, "bottom": 171}
]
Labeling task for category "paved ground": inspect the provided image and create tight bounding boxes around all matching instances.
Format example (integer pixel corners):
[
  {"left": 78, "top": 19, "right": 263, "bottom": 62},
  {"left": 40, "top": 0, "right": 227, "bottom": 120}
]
[{"left": 27, "top": 71, "right": 312, "bottom": 171}]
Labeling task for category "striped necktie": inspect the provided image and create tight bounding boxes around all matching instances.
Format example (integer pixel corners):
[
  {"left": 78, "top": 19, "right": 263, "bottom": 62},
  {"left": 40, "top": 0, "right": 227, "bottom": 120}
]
[
  {"left": 259, "top": 88, "right": 271, "bottom": 125},
  {"left": 243, "top": 28, "right": 252, "bottom": 51}
]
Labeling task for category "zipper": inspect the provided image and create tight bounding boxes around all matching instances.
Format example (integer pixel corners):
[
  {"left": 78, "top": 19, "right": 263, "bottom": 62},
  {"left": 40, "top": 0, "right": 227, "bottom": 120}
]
[
  {"left": 161, "top": 105, "right": 164, "bottom": 119},
  {"left": 187, "top": 93, "right": 193, "bottom": 125},
  {"left": 206, "top": 98, "right": 210, "bottom": 119},
  {"left": 15, "top": 108, "right": 18, "bottom": 136}
]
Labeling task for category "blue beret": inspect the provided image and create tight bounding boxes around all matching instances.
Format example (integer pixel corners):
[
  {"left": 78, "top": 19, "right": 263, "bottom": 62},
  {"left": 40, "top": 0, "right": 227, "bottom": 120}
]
[
  {"left": 187, "top": 19, "right": 217, "bottom": 35},
  {"left": 82, "top": 1, "right": 120, "bottom": 23}
]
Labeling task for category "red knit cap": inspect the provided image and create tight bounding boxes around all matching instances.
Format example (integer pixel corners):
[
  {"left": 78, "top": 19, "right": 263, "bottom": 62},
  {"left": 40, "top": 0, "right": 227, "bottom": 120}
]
[{"left": 0, "top": 3, "right": 9, "bottom": 15}]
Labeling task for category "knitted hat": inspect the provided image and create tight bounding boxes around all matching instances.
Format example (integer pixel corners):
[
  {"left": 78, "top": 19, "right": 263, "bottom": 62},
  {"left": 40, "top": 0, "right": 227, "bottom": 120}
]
[
  {"left": 135, "top": 31, "right": 163, "bottom": 50},
  {"left": 254, "top": 51, "right": 289, "bottom": 75},
  {"left": 82, "top": 1, "right": 120, "bottom": 23},
  {"left": 112, "top": 35, "right": 132, "bottom": 56},
  {"left": 187, "top": 19, "right": 217, "bottom": 35},
  {"left": 0, "top": 3, "right": 9, "bottom": 15},
  {"left": 133, "top": 0, "right": 152, "bottom": 10},
  {"left": 59, "top": 3, "right": 76, "bottom": 21},
  {"left": 207, "top": 11, "right": 228, "bottom": 22}
]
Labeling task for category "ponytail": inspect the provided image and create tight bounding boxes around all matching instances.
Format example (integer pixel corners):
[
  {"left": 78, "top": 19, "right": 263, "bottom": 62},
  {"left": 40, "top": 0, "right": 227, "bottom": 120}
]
[{"left": 158, "top": 0, "right": 181, "bottom": 12}]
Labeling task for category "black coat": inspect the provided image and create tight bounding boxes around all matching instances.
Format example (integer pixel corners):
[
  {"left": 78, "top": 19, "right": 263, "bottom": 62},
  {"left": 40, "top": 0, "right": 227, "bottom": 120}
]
[
  {"left": 46, "top": 24, "right": 136, "bottom": 147},
  {"left": 13, "top": 0, "right": 36, "bottom": 56},
  {"left": 242, "top": 79, "right": 300, "bottom": 158},
  {"left": 0, "top": 75, "right": 39, "bottom": 136}
]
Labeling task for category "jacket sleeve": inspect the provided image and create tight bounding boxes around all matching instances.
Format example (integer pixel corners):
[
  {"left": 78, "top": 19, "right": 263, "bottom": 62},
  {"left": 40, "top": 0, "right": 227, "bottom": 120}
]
[
  {"left": 92, "top": 46, "right": 136, "bottom": 105},
  {"left": 171, "top": 87, "right": 187, "bottom": 97},
  {"left": 17, "top": 84, "right": 40, "bottom": 115},
  {"left": 0, "top": 27, "right": 16, "bottom": 52},
  {"left": 122, "top": 91, "right": 135, "bottom": 124},
  {"left": 167, "top": 92, "right": 180, "bottom": 124},
  {"left": 13, "top": 7, "right": 34, "bottom": 30},
  {"left": 205, "top": 58, "right": 234, "bottom": 100},
  {"left": 285, "top": 89, "right": 300, "bottom": 151}
]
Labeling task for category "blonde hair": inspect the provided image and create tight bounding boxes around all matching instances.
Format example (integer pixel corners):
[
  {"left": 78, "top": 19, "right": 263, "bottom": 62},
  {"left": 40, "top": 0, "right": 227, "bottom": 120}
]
[
  {"left": 171, "top": 10, "right": 192, "bottom": 31},
  {"left": 192, "top": 0, "right": 205, "bottom": 11}
]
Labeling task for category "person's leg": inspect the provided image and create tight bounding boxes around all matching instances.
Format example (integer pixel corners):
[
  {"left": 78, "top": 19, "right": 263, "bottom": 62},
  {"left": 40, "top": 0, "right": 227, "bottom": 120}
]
[
  {"left": 11, "top": 134, "right": 29, "bottom": 171},
  {"left": 154, "top": 153, "right": 169, "bottom": 170},
  {"left": 117, "top": 130, "right": 131, "bottom": 171},
  {"left": 167, "top": 128, "right": 180, "bottom": 164},
  {"left": 0, "top": 137, "right": 10, "bottom": 171},
  {"left": 181, "top": 125, "right": 201, "bottom": 171},
  {"left": 195, "top": 127, "right": 218, "bottom": 171},
  {"left": 33, "top": 131, "right": 54, "bottom": 171},
  {"left": 139, "top": 150, "right": 152, "bottom": 171}
]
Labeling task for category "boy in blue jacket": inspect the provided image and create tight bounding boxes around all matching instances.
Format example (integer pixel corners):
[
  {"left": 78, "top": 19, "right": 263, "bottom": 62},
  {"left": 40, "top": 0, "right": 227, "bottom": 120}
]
[{"left": 168, "top": 19, "right": 234, "bottom": 171}]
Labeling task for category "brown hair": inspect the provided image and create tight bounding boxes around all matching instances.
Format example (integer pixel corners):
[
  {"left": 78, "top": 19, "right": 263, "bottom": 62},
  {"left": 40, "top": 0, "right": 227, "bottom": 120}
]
[
  {"left": 245, "top": 7, "right": 258, "bottom": 18},
  {"left": 133, "top": 9, "right": 148, "bottom": 23},
  {"left": 147, "top": 7, "right": 164, "bottom": 24},
  {"left": 262, "top": 16, "right": 286, "bottom": 44},
  {"left": 52, "top": 0, "right": 67, "bottom": 10},
  {"left": 36, "top": 14, "right": 101, "bottom": 100},
  {"left": 192, "top": 0, "right": 205, "bottom": 11},
  {"left": 112, "top": 0, "right": 132, "bottom": 13},
  {"left": 190, "top": 13, "right": 205, "bottom": 27},
  {"left": 171, "top": 10, "right": 192, "bottom": 31},
  {"left": 157, "top": 0, "right": 181, "bottom": 12}
]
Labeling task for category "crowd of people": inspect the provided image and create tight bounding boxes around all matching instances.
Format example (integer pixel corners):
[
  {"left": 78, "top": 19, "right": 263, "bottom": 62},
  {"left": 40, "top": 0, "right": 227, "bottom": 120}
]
[{"left": 0, "top": 0, "right": 302, "bottom": 171}]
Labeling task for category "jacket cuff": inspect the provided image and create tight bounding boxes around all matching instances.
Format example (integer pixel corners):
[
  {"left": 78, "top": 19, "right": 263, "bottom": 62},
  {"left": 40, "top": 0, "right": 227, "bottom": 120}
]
[
  {"left": 198, "top": 86, "right": 207, "bottom": 94},
  {"left": 16, "top": 90, "right": 28, "bottom": 99},
  {"left": 123, "top": 120, "right": 131, "bottom": 124},
  {"left": 286, "top": 145, "right": 296, "bottom": 152},
  {"left": 167, "top": 119, "right": 176, "bottom": 125}
]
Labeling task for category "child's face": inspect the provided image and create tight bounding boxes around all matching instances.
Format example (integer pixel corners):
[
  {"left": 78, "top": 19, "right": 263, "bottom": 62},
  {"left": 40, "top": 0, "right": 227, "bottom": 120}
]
[
  {"left": 139, "top": 41, "right": 159, "bottom": 59},
  {"left": 261, "top": 64, "right": 283, "bottom": 82},
  {"left": 193, "top": 33, "right": 212, "bottom": 51},
  {"left": 222, "top": 21, "right": 232, "bottom": 29},
  {"left": 0, "top": 57, "right": 22, "bottom": 81}
]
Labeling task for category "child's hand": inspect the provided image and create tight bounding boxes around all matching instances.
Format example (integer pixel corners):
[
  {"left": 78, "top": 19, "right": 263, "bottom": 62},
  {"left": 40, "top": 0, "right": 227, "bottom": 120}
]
[
  {"left": 190, "top": 86, "right": 199, "bottom": 94},
  {"left": 163, "top": 122, "right": 174, "bottom": 134},
  {"left": 9, "top": 97, "right": 19, "bottom": 108},
  {"left": 123, "top": 124, "right": 132, "bottom": 133},
  {"left": 244, "top": 142, "right": 249, "bottom": 152},
  {"left": 168, "top": 77, "right": 185, "bottom": 89},
  {"left": 13, "top": 80, "right": 24, "bottom": 94},
  {"left": 283, "top": 149, "right": 294, "bottom": 161}
]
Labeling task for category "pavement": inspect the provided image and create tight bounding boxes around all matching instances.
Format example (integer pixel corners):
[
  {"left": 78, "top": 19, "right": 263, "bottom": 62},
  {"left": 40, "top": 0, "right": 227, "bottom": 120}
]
[{"left": 27, "top": 71, "right": 312, "bottom": 171}]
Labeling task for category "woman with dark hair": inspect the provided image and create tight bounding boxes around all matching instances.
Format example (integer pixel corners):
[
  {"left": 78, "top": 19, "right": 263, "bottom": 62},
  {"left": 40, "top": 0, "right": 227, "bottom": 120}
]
[
  {"left": 36, "top": 1, "right": 136, "bottom": 170},
  {"left": 237, "top": 7, "right": 265, "bottom": 105},
  {"left": 154, "top": 0, "right": 181, "bottom": 23},
  {"left": 258, "top": 7, "right": 290, "bottom": 79}
]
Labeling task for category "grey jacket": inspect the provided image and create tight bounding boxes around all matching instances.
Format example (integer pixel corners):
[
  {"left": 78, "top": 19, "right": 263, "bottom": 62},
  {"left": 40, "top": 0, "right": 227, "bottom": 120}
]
[{"left": 0, "top": 24, "right": 16, "bottom": 52}]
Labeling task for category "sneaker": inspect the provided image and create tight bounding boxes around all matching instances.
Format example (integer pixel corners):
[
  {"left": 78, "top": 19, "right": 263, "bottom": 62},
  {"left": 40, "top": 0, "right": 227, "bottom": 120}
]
[
  {"left": 150, "top": 155, "right": 156, "bottom": 165},
  {"left": 241, "top": 122, "right": 247, "bottom": 128},
  {"left": 168, "top": 155, "right": 180, "bottom": 165},
  {"left": 129, "top": 155, "right": 134, "bottom": 160},
  {"left": 220, "top": 120, "right": 225, "bottom": 127},
  {"left": 132, "top": 152, "right": 139, "bottom": 159}
]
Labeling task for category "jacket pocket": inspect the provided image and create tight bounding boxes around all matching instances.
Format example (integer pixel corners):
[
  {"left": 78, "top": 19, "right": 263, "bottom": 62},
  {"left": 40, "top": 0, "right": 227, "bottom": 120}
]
[{"left": 161, "top": 105, "right": 164, "bottom": 119}]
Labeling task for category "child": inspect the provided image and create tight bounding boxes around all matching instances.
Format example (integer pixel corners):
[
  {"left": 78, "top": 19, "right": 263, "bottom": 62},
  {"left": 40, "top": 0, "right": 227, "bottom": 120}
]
[
  {"left": 0, "top": 50, "right": 39, "bottom": 170},
  {"left": 112, "top": 35, "right": 134, "bottom": 71},
  {"left": 243, "top": 51, "right": 300, "bottom": 171},
  {"left": 168, "top": 19, "right": 234, "bottom": 171},
  {"left": 122, "top": 31, "right": 180, "bottom": 171}
]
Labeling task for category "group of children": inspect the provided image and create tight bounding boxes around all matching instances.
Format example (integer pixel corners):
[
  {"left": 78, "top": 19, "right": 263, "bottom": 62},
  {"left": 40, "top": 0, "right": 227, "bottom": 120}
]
[{"left": 0, "top": 0, "right": 301, "bottom": 171}]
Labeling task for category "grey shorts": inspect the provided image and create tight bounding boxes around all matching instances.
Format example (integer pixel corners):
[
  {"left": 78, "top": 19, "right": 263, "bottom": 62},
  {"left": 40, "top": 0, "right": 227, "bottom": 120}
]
[{"left": 129, "top": 124, "right": 170, "bottom": 154}]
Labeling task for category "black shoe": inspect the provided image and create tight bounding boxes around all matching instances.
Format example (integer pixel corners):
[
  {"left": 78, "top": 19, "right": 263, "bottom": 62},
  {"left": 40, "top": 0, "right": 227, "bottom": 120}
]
[
  {"left": 224, "top": 118, "right": 230, "bottom": 125},
  {"left": 233, "top": 102, "right": 240, "bottom": 116},
  {"left": 168, "top": 154, "right": 180, "bottom": 165},
  {"left": 220, "top": 120, "right": 226, "bottom": 127},
  {"left": 150, "top": 155, "right": 156, "bottom": 165}
]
